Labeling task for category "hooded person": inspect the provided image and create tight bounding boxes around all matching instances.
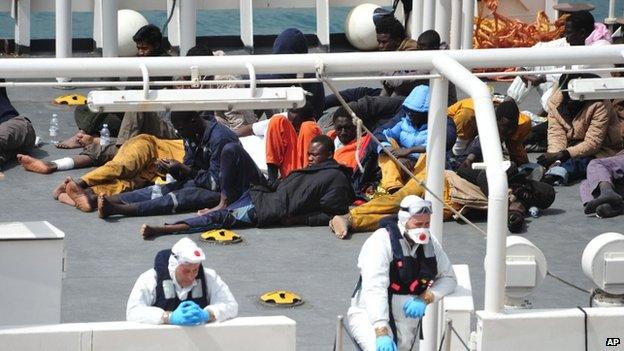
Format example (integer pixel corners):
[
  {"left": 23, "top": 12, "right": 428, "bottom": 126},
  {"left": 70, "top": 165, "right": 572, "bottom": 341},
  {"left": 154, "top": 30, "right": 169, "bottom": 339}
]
[
  {"left": 126, "top": 237, "right": 238, "bottom": 325},
  {"left": 256, "top": 28, "right": 325, "bottom": 120},
  {"left": 347, "top": 195, "right": 457, "bottom": 351},
  {"left": 375, "top": 85, "right": 457, "bottom": 192}
]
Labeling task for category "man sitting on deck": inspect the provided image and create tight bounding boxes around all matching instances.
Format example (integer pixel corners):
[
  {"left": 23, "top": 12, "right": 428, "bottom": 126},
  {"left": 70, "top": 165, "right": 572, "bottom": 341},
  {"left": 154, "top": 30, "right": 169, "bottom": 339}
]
[
  {"left": 126, "top": 237, "right": 237, "bottom": 325},
  {"left": 140, "top": 135, "right": 355, "bottom": 239}
]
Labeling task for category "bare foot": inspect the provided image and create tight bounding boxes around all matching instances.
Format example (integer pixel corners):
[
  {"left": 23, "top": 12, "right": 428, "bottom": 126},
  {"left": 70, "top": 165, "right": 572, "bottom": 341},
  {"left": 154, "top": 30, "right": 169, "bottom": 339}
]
[
  {"left": 17, "top": 154, "right": 56, "bottom": 174},
  {"left": 140, "top": 224, "right": 163, "bottom": 240},
  {"left": 97, "top": 195, "right": 112, "bottom": 219},
  {"left": 66, "top": 179, "right": 95, "bottom": 212},
  {"left": 197, "top": 208, "right": 210, "bottom": 216},
  {"left": 329, "top": 214, "right": 351, "bottom": 239},
  {"left": 76, "top": 133, "right": 96, "bottom": 147},
  {"left": 56, "top": 132, "right": 84, "bottom": 149},
  {"left": 57, "top": 192, "right": 76, "bottom": 207},
  {"left": 52, "top": 177, "right": 72, "bottom": 199}
]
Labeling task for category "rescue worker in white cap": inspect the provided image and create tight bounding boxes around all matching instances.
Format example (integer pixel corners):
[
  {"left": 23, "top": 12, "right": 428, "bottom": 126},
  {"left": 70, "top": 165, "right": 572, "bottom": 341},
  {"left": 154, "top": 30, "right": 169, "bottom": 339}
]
[
  {"left": 347, "top": 195, "right": 456, "bottom": 351},
  {"left": 126, "top": 237, "right": 238, "bottom": 325}
]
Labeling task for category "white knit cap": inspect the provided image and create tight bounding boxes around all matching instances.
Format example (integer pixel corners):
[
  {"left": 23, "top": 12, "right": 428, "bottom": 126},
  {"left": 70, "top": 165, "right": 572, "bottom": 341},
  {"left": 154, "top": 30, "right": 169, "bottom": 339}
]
[{"left": 171, "top": 237, "right": 205, "bottom": 264}]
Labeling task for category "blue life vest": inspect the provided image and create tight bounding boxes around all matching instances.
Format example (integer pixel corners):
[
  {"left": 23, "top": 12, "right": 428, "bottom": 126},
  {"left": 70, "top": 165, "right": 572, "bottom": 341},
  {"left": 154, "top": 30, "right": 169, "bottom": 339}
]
[{"left": 152, "top": 249, "right": 209, "bottom": 311}]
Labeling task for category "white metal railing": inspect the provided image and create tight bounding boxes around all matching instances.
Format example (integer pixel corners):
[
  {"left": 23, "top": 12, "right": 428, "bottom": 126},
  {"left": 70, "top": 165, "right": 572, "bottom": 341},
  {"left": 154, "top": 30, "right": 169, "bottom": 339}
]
[
  {"left": 1, "top": 44, "right": 621, "bottom": 351},
  {"left": 3, "top": 0, "right": 477, "bottom": 55}
]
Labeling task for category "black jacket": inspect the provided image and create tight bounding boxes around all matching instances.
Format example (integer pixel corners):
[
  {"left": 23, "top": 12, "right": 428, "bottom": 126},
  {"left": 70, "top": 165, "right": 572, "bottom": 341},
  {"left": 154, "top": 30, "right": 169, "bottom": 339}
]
[{"left": 250, "top": 159, "right": 355, "bottom": 227}]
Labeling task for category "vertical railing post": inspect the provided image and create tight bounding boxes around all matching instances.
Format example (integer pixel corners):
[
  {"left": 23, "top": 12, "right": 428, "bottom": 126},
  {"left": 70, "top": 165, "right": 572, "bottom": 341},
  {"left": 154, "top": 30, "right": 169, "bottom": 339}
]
[
  {"left": 606, "top": 0, "right": 617, "bottom": 24},
  {"left": 13, "top": 0, "right": 31, "bottom": 54},
  {"left": 450, "top": 0, "right": 462, "bottom": 50},
  {"left": 435, "top": 0, "right": 451, "bottom": 46},
  {"left": 316, "top": 0, "right": 330, "bottom": 52},
  {"left": 240, "top": 0, "right": 254, "bottom": 53},
  {"left": 422, "top": 73, "right": 449, "bottom": 351},
  {"left": 179, "top": 0, "right": 197, "bottom": 56},
  {"left": 55, "top": 0, "right": 72, "bottom": 82},
  {"left": 422, "top": 0, "right": 435, "bottom": 31},
  {"left": 461, "top": 0, "right": 474, "bottom": 49},
  {"left": 166, "top": 0, "right": 180, "bottom": 49},
  {"left": 93, "top": 0, "right": 102, "bottom": 51},
  {"left": 101, "top": 0, "right": 118, "bottom": 58},
  {"left": 410, "top": 0, "right": 423, "bottom": 40}
]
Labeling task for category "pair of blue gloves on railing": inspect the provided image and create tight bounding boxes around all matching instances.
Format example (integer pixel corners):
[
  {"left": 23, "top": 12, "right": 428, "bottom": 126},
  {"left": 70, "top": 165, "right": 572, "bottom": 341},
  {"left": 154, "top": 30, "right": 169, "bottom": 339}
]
[{"left": 169, "top": 301, "right": 210, "bottom": 326}]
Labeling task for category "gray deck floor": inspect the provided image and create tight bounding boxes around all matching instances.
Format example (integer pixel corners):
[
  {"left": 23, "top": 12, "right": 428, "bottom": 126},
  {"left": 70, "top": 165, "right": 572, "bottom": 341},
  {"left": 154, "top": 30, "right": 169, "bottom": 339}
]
[{"left": 1, "top": 80, "right": 623, "bottom": 350}]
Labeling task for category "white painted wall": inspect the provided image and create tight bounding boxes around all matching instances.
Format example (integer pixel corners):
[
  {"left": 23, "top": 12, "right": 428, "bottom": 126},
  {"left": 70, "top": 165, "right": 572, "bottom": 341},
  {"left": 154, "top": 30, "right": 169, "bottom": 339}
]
[
  {"left": 443, "top": 265, "right": 474, "bottom": 351},
  {"left": 0, "top": 222, "right": 64, "bottom": 327},
  {"left": 477, "top": 307, "right": 624, "bottom": 351},
  {"left": 0, "top": 316, "right": 296, "bottom": 351}
]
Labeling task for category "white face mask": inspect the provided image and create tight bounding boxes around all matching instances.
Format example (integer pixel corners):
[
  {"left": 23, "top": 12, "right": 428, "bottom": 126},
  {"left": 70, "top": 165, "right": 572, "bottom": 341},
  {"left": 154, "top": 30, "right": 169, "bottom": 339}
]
[{"left": 405, "top": 228, "right": 430, "bottom": 244}]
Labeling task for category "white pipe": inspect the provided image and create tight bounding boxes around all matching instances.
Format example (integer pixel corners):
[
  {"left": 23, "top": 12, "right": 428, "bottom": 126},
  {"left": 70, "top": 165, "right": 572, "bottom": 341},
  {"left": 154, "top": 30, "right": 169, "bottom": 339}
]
[
  {"left": 5, "top": 66, "right": 624, "bottom": 89},
  {"left": 179, "top": 0, "right": 197, "bottom": 56},
  {"left": 166, "top": 0, "right": 180, "bottom": 48},
  {"left": 101, "top": 0, "right": 118, "bottom": 58},
  {"left": 240, "top": 0, "right": 254, "bottom": 52},
  {"left": 0, "top": 45, "right": 622, "bottom": 79},
  {"left": 607, "top": 0, "right": 616, "bottom": 23},
  {"left": 434, "top": 0, "right": 451, "bottom": 46},
  {"left": 432, "top": 54, "right": 508, "bottom": 313},
  {"left": 316, "top": 0, "right": 330, "bottom": 51},
  {"left": 55, "top": 0, "right": 72, "bottom": 82},
  {"left": 139, "top": 64, "right": 150, "bottom": 99},
  {"left": 450, "top": 0, "right": 462, "bottom": 50},
  {"left": 410, "top": 0, "right": 423, "bottom": 40},
  {"left": 93, "top": 0, "right": 102, "bottom": 49},
  {"left": 422, "top": 72, "right": 449, "bottom": 351},
  {"left": 13, "top": 0, "right": 30, "bottom": 50},
  {"left": 422, "top": 0, "right": 435, "bottom": 31},
  {"left": 461, "top": 0, "right": 474, "bottom": 49},
  {"left": 246, "top": 63, "right": 256, "bottom": 97}
]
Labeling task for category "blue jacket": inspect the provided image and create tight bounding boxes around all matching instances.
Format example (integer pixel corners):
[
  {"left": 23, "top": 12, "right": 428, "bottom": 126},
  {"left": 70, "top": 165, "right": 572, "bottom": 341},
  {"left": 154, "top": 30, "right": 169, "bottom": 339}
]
[
  {"left": 381, "top": 116, "right": 429, "bottom": 159},
  {"left": 374, "top": 108, "right": 457, "bottom": 159},
  {"left": 183, "top": 118, "right": 239, "bottom": 190}
]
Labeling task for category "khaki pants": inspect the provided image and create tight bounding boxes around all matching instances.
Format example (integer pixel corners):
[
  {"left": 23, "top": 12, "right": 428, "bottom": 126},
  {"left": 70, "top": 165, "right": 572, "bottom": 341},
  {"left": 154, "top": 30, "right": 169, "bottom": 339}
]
[
  {"left": 351, "top": 155, "right": 455, "bottom": 232},
  {"left": 81, "top": 134, "right": 184, "bottom": 196}
]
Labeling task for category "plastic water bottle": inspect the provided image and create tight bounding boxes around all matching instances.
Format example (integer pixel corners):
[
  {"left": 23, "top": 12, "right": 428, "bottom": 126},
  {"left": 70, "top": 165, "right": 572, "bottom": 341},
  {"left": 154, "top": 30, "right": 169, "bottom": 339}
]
[
  {"left": 100, "top": 124, "right": 110, "bottom": 146},
  {"left": 150, "top": 185, "right": 162, "bottom": 199},
  {"left": 528, "top": 206, "right": 540, "bottom": 218},
  {"left": 49, "top": 113, "right": 59, "bottom": 145}
]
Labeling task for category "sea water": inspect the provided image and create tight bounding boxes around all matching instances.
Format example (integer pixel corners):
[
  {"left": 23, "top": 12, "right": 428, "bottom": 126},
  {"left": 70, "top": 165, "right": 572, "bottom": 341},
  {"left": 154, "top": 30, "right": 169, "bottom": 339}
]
[{"left": 0, "top": 1, "right": 621, "bottom": 40}]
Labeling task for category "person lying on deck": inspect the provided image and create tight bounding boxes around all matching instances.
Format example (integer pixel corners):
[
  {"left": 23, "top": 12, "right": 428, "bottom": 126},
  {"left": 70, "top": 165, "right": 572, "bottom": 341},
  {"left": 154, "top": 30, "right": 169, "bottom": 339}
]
[
  {"left": 90, "top": 111, "right": 263, "bottom": 218},
  {"left": 52, "top": 134, "right": 184, "bottom": 211},
  {"left": 139, "top": 135, "right": 355, "bottom": 239}
]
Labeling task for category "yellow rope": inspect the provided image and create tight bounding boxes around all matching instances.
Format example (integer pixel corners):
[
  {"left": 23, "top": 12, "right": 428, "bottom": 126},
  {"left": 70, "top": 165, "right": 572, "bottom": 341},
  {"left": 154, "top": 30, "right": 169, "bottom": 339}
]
[{"left": 317, "top": 69, "right": 488, "bottom": 236}]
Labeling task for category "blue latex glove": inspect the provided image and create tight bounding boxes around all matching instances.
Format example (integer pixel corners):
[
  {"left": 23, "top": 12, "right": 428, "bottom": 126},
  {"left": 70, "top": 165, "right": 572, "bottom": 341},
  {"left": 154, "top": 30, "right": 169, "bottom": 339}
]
[
  {"left": 403, "top": 297, "right": 427, "bottom": 319},
  {"left": 169, "top": 301, "right": 202, "bottom": 326},
  {"left": 376, "top": 335, "right": 397, "bottom": 351}
]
